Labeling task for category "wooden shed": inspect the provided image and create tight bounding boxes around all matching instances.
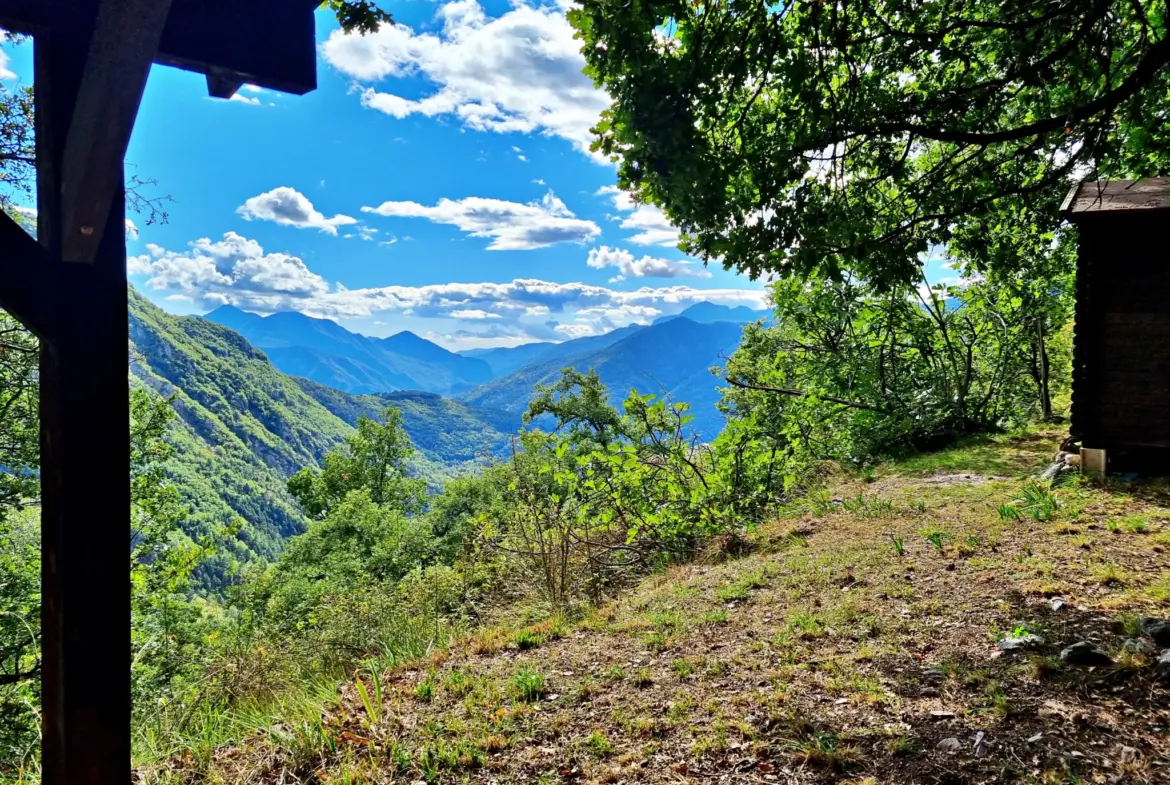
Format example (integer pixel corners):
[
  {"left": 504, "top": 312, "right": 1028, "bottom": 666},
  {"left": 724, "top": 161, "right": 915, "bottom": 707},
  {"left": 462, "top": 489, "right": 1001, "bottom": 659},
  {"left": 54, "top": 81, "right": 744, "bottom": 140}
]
[{"left": 1062, "top": 178, "right": 1170, "bottom": 470}]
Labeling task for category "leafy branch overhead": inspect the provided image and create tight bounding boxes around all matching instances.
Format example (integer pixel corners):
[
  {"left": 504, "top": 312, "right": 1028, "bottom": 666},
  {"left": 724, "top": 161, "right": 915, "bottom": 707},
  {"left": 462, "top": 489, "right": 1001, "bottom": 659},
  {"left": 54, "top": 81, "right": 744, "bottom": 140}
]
[{"left": 569, "top": 0, "right": 1170, "bottom": 287}]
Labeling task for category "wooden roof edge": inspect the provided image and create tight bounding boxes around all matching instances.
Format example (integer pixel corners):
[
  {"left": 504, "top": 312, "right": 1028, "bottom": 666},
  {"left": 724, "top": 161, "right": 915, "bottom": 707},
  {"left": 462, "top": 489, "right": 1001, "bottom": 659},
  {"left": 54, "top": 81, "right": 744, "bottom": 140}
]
[{"left": 1062, "top": 177, "right": 1170, "bottom": 220}]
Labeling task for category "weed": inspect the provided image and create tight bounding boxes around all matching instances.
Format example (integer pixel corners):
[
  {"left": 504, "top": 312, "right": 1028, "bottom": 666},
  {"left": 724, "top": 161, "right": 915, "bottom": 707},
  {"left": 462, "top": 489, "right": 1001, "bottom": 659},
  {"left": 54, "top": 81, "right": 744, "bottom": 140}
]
[
  {"left": 715, "top": 569, "right": 767, "bottom": 602},
  {"left": 509, "top": 667, "right": 546, "bottom": 703},
  {"left": 633, "top": 667, "right": 654, "bottom": 688},
  {"left": 1106, "top": 518, "right": 1121, "bottom": 533},
  {"left": 921, "top": 529, "right": 953, "bottom": 554},
  {"left": 354, "top": 667, "right": 383, "bottom": 726},
  {"left": 998, "top": 503, "right": 1023, "bottom": 521},
  {"left": 670, "top": 658, "right": 693, "bottom": 679},
  {"left": 889, "top": 534, "right": 905, "bottom": 556},
  {"left": 414, "top": 676, "right": 436, "bottom": 703},
  {"left": 604, "top": 665, "right": 625, "bottom": 682},
  {"left": 1117, "top": 612, "right": 1144, "bottom": 636}
]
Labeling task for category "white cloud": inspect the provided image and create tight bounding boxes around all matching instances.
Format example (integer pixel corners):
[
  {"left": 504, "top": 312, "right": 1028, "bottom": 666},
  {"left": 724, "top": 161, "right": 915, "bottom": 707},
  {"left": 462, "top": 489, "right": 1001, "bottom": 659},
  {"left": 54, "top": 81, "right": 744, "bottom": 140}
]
[
  {"left": 321, "top": 1, "right": 610, "bottom": 159},
  {"left": 0, "top": 32, "right": 16, "bottom": 81},
  {"left": 596, "top": 185, "right": 679, "bottom": 246},
  {"left": 362, "top": 190, "right": 599, "bottom": 250},
  {"left": 449, "top": 309, "right": 502, "bottom": 319},
  {"left": 130, "top": 233, "right": 768, "bottom": 346},
  {"left": 229, "top": 93, "right": 261, "bottom": 106},
  {"left": 586, "top": 246, "right": 710, "bottom": 282},
  {"left": 128, "top": 232, "right": 329, "bottom": 311},
  {"left": 237, "top": 187, "right": 358, "bottom": 235},
  {"left": 125, "top": 218, "right": 139, "bottom": 239}
]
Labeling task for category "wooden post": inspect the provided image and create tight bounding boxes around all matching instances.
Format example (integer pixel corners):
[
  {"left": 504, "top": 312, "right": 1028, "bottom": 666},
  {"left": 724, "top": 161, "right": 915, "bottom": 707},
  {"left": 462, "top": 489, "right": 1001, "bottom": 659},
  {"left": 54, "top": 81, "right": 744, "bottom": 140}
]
[
  {"left": 36, "top": 22, "right": 132, "bottom": 785},
  {"left": 1081, "top": 448, "right": 1107, "bottom": 480}
]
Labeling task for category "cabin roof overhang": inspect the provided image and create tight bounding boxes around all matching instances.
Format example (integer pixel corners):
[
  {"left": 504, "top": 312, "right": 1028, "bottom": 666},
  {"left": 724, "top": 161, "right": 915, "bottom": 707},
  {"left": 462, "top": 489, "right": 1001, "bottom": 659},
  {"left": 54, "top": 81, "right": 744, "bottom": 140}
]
[
  {"left": 0, "top": 0, "right": 322, "bottom": 97},
  {"left": 1061, "top": 177, "right": 1170, "bottom": 223}
]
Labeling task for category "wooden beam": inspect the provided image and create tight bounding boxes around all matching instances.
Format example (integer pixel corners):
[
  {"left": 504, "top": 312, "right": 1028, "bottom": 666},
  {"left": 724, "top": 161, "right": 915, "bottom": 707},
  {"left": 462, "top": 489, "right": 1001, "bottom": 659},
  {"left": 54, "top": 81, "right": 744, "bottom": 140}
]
[
  {"left": 35, "top": 25, "right": 131, "bottom": 785},
  {"left": 0, "top": 0, "right": 319, "bottom": 96},
  {"left": 206, "top": 74, "right": 244, "bottom": 99},
  {"left": 0, "top": 211, "right": 53, "bottom": 336},
  {"left": 58, "top": 0, "right": 173, "bottom": 262}
]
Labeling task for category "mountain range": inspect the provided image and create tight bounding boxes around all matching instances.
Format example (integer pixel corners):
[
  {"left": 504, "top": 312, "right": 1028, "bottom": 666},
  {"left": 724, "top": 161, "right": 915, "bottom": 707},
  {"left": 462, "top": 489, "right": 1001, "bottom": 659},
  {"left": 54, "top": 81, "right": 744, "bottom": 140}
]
[
  {"left": 206, "top": 301, "right": 768, "bottom": 436},
  {"left": 205, "top": 305, "right": 493, "bottom": 395}
]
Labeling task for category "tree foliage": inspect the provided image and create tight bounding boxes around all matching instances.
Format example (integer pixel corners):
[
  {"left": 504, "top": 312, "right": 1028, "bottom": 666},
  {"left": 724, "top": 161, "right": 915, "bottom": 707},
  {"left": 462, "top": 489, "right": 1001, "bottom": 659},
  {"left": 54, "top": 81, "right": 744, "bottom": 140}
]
[{"left": 570, "top": 0, "right": 1170, "bottom": 286}]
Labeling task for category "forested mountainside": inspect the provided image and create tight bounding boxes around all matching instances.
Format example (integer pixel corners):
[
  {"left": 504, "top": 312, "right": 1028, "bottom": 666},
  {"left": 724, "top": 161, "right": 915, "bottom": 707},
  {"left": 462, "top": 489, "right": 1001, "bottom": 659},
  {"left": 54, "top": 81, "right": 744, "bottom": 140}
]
[
  {"left": 459, "top": 317, "right": 746, "bottom": 437},
  {"left": 205, "top": 305, "right": 493, "bottom": 395},
  {"left": 127, "top": 289, "right": 516, "bottom": 581}
]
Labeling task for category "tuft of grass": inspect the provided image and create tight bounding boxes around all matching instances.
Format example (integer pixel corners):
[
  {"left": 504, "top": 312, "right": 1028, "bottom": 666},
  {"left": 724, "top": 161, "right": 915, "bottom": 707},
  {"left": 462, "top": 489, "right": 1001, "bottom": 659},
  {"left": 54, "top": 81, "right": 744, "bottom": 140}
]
[
  {"left": 603, "top": 664, "right": 625, "bottom": 682},
  {"left": 715, "top": 569, "right": 767, "bottom": 602},
  {"left": 703, "top": 609, "right": 729, "bottom": 624},
  {"left": 584, "top": 730, "right": 613, "bottom": 758},
  {"left": 1013, "top": 481, "right": 1060, "bottom": 521},
  {"left": 788, "top": 611, "right": 826, "bottom": 639},
  {"left": 509, "top": 667, "right": 546, "bottom": 703},
  {"left": 513, "top": 629, "right": 544, "bottom": 650},
  {"left": 1090, "top": 562, "right": 1132, "bottom": 586},
  {"left": 670, "top": 658, "right": 693, "bottom": 679}
]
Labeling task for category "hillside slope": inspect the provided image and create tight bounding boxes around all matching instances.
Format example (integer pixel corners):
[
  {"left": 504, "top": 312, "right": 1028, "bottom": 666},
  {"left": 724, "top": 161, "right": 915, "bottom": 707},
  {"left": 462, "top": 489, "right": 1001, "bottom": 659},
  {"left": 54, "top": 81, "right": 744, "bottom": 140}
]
[
  {"left": 154, "top": 430, "right": 1170, "bottom": 783},
  {"left": 460, "top": 318, "right": 743, "bottom": 437},
  {"left": 129, "top": 290, "right": 516, "bottom": 572}
]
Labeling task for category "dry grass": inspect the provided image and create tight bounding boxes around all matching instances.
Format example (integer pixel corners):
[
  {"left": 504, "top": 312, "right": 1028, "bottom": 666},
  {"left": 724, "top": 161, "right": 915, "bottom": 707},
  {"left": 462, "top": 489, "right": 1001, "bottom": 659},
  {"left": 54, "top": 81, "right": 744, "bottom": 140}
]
[{"left": 139, "top": 430, "right": 1170, "bottom": 784}]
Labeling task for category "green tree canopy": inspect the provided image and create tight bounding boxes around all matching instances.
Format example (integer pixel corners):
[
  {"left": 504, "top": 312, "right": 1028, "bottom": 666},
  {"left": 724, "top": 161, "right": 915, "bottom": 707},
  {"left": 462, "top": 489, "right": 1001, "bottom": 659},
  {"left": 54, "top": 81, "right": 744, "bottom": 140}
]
[
  {"left": 570, "top": 0, "right": 1170, "bottom": 287},
  {"left": 288, "top": 406, "right": 426, "bottom": 519}
]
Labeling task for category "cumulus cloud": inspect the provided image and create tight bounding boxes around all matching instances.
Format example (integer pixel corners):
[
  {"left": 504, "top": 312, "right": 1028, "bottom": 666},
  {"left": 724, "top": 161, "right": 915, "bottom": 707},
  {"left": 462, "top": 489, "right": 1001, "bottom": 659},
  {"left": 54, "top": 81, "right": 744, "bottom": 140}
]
[
  {"left": 362, "top": 191, "right": 600, "bottom": 250},
  {"left": 321, "top": 1, "right": 610, "bottom": 158},
  {"left": 229, "top": 93, "right": 261, "bottom": 106},
  {"left": 596, "top": 185, "right": 679, "bottom": 246},
  {"left": 586, "top": 246, "right": 710, "bottom": 282},
  {"left": 128, "top": 232, "right": 329, "bottom": 311},
  {"left": 237, "top": 187, "right": 358, "bottom": 235}
]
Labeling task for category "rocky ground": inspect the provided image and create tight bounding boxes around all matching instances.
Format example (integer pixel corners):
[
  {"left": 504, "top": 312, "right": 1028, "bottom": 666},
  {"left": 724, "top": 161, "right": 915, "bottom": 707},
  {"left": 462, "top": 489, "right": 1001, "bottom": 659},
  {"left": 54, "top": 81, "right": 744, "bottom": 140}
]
[{"left": 148, "top": 431, "right": 1170, "bottom": 784}]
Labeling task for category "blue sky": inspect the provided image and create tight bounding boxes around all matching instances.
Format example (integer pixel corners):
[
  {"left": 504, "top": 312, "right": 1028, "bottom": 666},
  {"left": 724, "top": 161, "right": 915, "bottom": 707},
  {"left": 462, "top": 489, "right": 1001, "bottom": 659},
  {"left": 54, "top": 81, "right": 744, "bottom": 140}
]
[
  {"left": 4, "top": 1, "right": 776, "bottom": 349},
  {"left": 2, "top": 1, "right": 951, "bottom": 349}
]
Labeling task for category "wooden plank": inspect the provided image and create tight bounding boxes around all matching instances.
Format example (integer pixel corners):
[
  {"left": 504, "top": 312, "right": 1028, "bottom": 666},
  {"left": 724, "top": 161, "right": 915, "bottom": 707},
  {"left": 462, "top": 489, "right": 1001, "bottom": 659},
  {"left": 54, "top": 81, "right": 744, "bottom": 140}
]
[
  {"left": 1063, "top": 177, "right": 1170, "bottom": 217},
  {"left": 35, "top": 27, "right": 131, "bottom": 785},
  {"left": 59, "top": 0, "right": 173, "bottom": 262},
  {"left": 0, "top": 210, "right": 53, "bottom": 336},
  {"left": 0, "top": 0, "right": 318, "bottom": 95}
]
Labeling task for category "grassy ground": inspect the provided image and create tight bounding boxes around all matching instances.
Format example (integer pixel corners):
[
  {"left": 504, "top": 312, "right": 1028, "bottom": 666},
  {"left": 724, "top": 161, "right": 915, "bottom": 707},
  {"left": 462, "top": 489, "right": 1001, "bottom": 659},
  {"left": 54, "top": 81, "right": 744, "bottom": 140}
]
[{"left": 144, "top": 429, "right": 1170, "bottom": 784}]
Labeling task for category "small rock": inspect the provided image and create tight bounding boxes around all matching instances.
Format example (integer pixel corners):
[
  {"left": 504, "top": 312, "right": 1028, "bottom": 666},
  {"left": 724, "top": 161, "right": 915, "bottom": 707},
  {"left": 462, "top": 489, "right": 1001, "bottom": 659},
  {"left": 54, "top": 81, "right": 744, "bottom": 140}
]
[
  {"left": 1140, "top": 618, "right": 1170, "bottom": 647},
  {"left": 1027, "top": 733, "right": 1044, "bottom": 744},
  {"left": 999, "top": 634, "right": 1045, "bottom": 652},
  {"left": 973, "top": 731, "right": 989, "bottom": 758},
  {"left": 1119, "top": 745, "right": 1140, "bottom": 765},
  {"left": 1049, "top": 597, "right": 1066, "bottom": 611},
  {"left": 1157, "top": 649, "right": 1170, "bottom": 674},
  {"left": 937, "top": 737, "right": 963, "bottom": 753},
  {"left": 931, "top": 710, "right": 955, "bottom": 719},
  {"left": 1060, "top": 641, "right": 1114, "bottom": 666},
  {"left": 834, "top": 698, "right": 848, "bottom": 705},
  {"left": 921, "top": 666, "right": 944, "bottom": 683}
]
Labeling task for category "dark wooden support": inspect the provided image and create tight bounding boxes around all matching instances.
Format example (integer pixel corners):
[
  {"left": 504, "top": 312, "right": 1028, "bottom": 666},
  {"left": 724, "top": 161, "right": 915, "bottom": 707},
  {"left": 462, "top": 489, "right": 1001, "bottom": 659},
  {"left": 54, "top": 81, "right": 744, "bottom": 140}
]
[
  {"left": 206, "top": 74, "right": 244, "bottom": 99},
  {"left": 0, "top": 0, "right": 319, "bottom": 95},
  {"left": 59, "top": 0, "right": 172, "bottom": 262},
  {"left": 35, "top": 22, "right": 132, "bottom": 785},
  {"left": 0, "top": 211, "right": 52, "bottom": 336}
]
